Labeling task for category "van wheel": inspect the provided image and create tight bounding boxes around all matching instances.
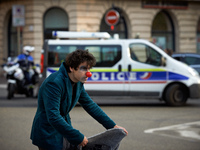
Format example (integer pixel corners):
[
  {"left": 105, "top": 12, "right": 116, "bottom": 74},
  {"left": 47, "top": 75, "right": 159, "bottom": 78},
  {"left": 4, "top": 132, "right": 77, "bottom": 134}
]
[{"left": 164, "top": 84, "right": 188, "bottom": 106}]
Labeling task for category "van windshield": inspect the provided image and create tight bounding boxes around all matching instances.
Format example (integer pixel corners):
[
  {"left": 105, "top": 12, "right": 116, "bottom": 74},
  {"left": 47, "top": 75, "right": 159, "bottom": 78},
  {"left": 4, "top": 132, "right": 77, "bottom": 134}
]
[{"left": 47, "top": 44, "right": 122, "bottom": 67}]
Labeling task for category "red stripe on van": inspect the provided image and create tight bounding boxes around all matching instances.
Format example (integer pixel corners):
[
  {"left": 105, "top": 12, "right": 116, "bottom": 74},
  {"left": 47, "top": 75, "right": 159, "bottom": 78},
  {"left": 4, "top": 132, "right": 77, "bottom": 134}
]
[{"left": 85, "top": 81, "right": 167, "bottom": 84}]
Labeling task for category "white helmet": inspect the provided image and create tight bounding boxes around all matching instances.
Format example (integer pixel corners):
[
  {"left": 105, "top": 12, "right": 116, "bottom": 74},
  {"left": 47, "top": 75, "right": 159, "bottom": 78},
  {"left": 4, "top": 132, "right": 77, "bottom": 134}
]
[{"left": 23, "top": 46, "right": 35, "bottom": 55}]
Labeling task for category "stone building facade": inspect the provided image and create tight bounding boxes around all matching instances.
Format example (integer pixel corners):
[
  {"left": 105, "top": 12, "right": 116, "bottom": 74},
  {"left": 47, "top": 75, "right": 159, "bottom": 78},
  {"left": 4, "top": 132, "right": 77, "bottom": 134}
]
[{"left": 0, "top": 0, "right": 200, "bottom": 75}]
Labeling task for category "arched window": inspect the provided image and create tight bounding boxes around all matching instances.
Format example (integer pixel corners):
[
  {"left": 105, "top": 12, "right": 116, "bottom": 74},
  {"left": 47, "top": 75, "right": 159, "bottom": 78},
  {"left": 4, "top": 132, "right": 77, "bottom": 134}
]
[
  {"left": 152, "top": 11, "right": 175, "bottom": 52},
  {"left": 43, "top": 7, "right": 68, "bottom": 40},
  {"left": 197, "top": 18, "right": 200, "bottom": 54},
  {"left": 100, "top": 8, "right": 128, "bottom": 39}
]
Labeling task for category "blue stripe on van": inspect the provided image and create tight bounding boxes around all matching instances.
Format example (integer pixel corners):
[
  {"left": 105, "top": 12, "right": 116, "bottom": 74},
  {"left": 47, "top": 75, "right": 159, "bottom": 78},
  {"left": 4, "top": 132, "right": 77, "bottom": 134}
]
[
  {"left": 87, "top": 72, "right": 167, "bottom": 82},
  {"left": 168, "top": 72, "right": 189, "bottom": 80},
  {"left": 47, "top": 68, "right": 189, "bottom": 82},
  {"left": 47, "top": 68, "right": 57, "bottom": 73}
]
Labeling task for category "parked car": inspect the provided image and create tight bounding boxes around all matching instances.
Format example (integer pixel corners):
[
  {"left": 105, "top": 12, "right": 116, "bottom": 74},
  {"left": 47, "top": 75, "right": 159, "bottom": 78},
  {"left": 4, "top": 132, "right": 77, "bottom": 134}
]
[{"left": 172, "top": 53, "right": 200, "bottom": 75}]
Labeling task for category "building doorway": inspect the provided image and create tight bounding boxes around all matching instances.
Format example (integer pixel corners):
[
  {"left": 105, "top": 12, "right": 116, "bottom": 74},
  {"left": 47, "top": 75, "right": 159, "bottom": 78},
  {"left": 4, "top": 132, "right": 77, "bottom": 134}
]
[
  {"left": 43, "top": 7, "right": 68, "bottom": 40},
  {"left": 100, "top": 7, "right": 128, "bottom": 39},
  {"left": 197, "top": 18, "right": 200, "bottom": 54},
  {"left": 152, "top": 10, "right": 175, "bottom": 52},
  {"left": 8, "top": 13, "right": 23, "bottom": 56}
]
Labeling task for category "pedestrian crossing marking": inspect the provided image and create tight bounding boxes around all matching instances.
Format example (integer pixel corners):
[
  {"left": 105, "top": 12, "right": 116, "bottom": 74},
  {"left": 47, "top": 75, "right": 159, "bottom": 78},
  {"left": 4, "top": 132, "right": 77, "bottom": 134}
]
[{"left": 144, "top": 121, "right": 200, "bottom": 141}]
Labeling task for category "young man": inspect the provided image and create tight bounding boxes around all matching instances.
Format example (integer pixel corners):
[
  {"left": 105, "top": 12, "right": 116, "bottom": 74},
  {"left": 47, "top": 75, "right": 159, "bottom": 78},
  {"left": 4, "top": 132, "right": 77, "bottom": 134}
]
[{"left": 30, "top": 49, "right": 128, "bottom": 150}]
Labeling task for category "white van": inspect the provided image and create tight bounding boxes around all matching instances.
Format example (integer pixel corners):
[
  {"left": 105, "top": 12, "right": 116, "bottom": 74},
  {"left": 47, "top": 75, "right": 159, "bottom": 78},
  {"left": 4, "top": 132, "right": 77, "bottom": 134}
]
[{"left": 41, "top": 31, "right": 200, "bottom": 106}]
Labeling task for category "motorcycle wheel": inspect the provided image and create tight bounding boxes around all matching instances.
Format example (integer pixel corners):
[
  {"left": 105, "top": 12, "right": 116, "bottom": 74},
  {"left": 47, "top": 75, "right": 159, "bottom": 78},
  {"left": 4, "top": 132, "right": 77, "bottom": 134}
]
[
  {"left": 7, "top": 83, "right": 15, "bottom": 99},
  {"left": 25, "top": 87, "right": 33, "bottom": 97}
]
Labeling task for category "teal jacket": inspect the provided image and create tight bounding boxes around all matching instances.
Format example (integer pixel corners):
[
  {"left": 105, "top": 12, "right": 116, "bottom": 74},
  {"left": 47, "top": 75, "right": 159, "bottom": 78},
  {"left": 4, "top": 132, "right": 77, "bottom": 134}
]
[{"left": 30, "top": 63, "right": 116, "bottom": 150}]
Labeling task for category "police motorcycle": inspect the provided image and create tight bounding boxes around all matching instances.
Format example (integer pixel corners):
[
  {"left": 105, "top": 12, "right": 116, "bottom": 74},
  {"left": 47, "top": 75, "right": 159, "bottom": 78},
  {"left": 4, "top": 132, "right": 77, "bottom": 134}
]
[{"left": 2, "top": 46, "right": 40, "bottom": 99}]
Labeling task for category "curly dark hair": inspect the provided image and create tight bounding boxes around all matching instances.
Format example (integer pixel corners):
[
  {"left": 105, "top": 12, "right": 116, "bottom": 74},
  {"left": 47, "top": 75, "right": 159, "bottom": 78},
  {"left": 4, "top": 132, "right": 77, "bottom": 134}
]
[{"left": 65, "top": 49, "right": 96, "bottom": 72}]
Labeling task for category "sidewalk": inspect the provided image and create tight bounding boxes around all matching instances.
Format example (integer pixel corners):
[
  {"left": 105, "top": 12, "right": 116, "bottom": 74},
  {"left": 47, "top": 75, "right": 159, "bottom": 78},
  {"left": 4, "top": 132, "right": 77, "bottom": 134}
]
[
  {"left": 0, "top": 76, "right": 7, "bottom": 88},
  {"left": 0, "top": 76, "right": 6, "bottom": 83}
]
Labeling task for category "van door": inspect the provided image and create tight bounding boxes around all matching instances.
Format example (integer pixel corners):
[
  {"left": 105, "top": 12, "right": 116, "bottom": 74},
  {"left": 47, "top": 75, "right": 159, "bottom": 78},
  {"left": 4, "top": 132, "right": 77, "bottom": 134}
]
[
  {"left": 127, "top": 42, "right": 166, "bottom": 97},
  {"left": 83, "top": 44, "right": 127, "bottom": 96}
]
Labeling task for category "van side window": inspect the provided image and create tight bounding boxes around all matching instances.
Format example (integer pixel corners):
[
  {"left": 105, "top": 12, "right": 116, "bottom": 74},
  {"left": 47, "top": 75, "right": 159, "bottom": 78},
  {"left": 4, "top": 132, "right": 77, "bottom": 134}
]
[
  {"left": 129, "top": 43, "right": 162, "bottom": 66},
  {"left": 84, "top": 45, "right": 121, "bottom": 67},
  {"left": 48, "top": 45, "right": 121, "bottom": 67},
  {"left": 48, "top": 45, "right": 77, "bottom": 67}
]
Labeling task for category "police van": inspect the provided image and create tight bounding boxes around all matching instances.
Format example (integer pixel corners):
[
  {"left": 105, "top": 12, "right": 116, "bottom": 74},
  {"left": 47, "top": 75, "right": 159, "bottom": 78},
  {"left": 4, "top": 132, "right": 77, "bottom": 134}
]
[{"left": 41, "top": 31, "right": 200, "bottom": 106}]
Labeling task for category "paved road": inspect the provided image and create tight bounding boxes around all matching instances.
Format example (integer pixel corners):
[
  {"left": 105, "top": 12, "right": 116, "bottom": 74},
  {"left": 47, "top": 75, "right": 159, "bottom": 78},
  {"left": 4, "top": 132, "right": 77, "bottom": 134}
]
[{"left": 0, "top": 79, "right": 200, "bottom": 150}]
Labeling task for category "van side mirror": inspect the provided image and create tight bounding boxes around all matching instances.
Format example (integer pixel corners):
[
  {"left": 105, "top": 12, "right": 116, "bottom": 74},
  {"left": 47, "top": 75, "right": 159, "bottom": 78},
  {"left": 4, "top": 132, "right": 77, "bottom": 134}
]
[{"left": 161, "top": 57, "right": 166, "bottom": 66}]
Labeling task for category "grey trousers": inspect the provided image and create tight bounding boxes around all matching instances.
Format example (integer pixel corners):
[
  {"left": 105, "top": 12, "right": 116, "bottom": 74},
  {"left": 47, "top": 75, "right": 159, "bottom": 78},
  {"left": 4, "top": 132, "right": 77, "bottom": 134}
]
[{"left": 63, "top": 128, "right": 126, "bottom": 150}]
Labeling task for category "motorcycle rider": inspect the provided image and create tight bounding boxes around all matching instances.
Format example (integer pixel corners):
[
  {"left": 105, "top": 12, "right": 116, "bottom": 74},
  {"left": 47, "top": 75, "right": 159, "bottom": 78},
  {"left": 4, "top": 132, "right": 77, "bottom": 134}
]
[{"left": 17, "top": 46, "right": 35, "bottom": 87}]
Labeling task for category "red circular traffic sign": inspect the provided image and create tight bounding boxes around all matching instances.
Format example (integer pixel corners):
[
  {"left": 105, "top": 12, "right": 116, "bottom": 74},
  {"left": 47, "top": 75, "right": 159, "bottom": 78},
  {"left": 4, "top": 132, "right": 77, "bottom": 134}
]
[{"left": 105, "top": 10, "right": 120, "bottom": 26}]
